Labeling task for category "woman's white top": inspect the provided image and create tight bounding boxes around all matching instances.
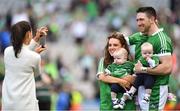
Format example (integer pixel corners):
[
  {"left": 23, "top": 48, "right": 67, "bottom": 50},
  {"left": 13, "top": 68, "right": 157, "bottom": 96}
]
[{"left": 2, "top": 41, "right": 41, "bottom": 111}]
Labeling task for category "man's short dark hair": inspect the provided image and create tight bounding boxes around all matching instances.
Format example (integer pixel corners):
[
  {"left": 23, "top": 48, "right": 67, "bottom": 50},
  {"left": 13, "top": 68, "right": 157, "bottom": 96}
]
[{"left": 136, "top": 7, "right": 157, "bottom": 19}]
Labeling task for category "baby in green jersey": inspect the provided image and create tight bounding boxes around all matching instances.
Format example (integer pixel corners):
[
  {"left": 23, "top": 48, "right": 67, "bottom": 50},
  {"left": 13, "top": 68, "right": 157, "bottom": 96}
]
[
  {"left": 118, "top": 42, "right": 160, "bottom": 109},
  {"left": 104, "top": 48, "right": 134, "bottom": 109}
]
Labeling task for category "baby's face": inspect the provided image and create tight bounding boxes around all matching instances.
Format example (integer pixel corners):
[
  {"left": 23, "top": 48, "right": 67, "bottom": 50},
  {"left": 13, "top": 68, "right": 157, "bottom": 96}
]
[
  {"left": 114, "top": 55, "right": 127, "bottom": 64},
  {"left": 141, "top": 46, "right": 153, "bottom": 59}
]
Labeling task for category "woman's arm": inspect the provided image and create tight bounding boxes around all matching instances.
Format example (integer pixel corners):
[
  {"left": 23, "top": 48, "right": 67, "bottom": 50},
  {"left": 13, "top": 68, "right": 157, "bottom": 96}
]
[
  {"left": 98, "top": 73, "right": 130, "bottom": 89},
  {"left": 97, "top": 58, "right": 130, "bottom": 88},
  {"left": 121, "top": 75, "right": 135, "bottom": 85},
  {"left": 29, "top": 27, "right": 48, "bottom": 50}
]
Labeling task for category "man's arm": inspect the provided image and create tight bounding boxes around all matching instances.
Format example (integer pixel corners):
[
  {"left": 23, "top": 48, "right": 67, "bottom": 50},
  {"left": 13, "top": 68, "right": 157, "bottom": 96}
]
[
  {"left": 147, "top": 55, "right": 172, "bottom": 75},
  {"left": 135, "top": 55, "right": 172, "bottom": 75}
]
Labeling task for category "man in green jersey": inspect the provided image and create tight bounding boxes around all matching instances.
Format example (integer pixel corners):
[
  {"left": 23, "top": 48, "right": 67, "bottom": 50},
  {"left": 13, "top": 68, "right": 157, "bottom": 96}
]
[{"left": 126, "top": 7, "right": 173, "bottom": 110}]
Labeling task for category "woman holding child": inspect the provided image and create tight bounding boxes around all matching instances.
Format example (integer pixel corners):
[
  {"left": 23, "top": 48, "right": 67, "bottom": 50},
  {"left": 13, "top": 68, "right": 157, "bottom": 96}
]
[{"left": 96, "top": 32, "right": 136, "bottom": 110}]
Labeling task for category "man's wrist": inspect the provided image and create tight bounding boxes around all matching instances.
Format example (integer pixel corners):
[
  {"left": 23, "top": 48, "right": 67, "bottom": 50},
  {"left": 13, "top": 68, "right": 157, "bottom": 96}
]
[{"left": 141, "top": 67, "right": 147, "bottom": 72}]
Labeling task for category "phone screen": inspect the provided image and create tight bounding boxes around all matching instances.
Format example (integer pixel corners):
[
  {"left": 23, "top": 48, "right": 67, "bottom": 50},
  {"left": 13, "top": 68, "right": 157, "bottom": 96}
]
[{"left": 40, "top": 37, "right": 46, "bottom": 48}]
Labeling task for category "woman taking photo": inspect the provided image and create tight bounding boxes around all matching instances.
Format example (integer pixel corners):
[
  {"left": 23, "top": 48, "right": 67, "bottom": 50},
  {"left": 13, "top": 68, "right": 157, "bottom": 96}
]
[
  {"left": 2, "top": 21, "right": 48, "bottom": 110},
  {"left": 96, "top": 32, "right": 136, "bottom": 110}
]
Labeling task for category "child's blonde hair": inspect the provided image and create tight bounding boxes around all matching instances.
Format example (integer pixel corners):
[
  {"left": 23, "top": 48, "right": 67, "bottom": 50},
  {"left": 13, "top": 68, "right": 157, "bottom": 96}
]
[
  {"left": 141, "top": 42, "right": 153, "bottom": 50},
  {"left": 113, "top": 48, "right": 128, "bottom": 59}
]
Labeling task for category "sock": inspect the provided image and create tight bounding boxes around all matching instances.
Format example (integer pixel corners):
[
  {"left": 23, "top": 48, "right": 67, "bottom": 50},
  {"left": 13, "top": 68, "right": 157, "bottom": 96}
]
[
  {"left": 111, "top": 92, "right": 117, "bottom": 100},
  {"left": 121, "top": 96, "right": 126, "bottom": 102},
  {"left": 144, "top": 93, "right": 150, "bottom": 98},
  {"left": 128, "top": 86, "right": 137, "bottom": 95}
]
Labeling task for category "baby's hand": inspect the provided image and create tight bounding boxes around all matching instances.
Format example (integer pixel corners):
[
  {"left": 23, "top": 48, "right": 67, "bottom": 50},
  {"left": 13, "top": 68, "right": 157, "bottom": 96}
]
[{"left": 146, "top": 57, "right": 151, "bottom": 61}]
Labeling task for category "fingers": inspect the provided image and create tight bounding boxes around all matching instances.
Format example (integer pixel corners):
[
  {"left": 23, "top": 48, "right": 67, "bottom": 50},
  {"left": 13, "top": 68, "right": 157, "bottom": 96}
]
[
  {"left": 120, "top": 79, "right": 130, "bottom": 90},
  {"left": 137, "top": 60, "right": 141, "bottom": 64},
  {"left": 38, "top": 27, "right": 48, "bottom": 31},
  {"left": 40, "top": 27, "right": 48, "bottom": 36},
  {"left": 37, "top": 27, "right": 48, "bottom": 36},
  {"left": 135, "top": 60, "right": 142, "bottom": 67},
  {"left": 35, "top": 45, "right": 47, "bottom": 53},
  {"left": 33, "top": 27, "right": 48, "bottom": 42},
  {"left": 126, "top": 82, "right": 130, "bottom": 88}
]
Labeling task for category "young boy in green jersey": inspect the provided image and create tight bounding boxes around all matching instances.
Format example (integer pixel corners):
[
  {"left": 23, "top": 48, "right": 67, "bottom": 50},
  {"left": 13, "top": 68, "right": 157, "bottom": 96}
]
[
  {"left": 118, "top": 42, "right": 160, "bottom": 109},
  {"left": 104, "top": 48, "right": 134, "bottom": 109}
]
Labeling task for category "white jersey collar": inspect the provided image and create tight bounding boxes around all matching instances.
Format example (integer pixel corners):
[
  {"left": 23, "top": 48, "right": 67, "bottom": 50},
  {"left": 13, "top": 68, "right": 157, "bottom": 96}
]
[
  {"left": 152, "top": 28, "right": 163, "bottom": 36},
  {"left": 139, "top": 28, "right": 164, "bottom": 36}
]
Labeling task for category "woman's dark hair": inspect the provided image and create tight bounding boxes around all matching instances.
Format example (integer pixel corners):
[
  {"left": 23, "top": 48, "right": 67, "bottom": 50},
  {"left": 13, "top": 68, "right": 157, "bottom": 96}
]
[
  {"left": 136, "top": 7, "right": 157, "bottom": 20},
  {"left": 104, "top": 32, "right": 130, "bottom": 68},
  {"left": 11, "top": 21, "right": 31, "bottom": 58}
]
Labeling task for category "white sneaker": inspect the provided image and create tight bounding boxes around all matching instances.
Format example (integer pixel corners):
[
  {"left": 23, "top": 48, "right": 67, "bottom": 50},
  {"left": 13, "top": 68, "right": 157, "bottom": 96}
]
[
  {"left": 124, "top": 92, "right": 133, "bottom": 100},
  {"left": 141, "top": 95, "right": 150, "bottom": 104},
  {"left": 119, "top": 99, "right": 125, "bottom": 109},
  {"left": 112, "top": 99, "right": 120, "bottom": 109}
]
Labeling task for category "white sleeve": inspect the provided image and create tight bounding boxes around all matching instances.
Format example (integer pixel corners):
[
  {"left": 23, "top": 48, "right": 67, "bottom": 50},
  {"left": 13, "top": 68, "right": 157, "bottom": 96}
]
[
  {"left": 28, "top": 39, "right": 39, "bottom": 50},
  {"left": 125, "top": 36, "right": 130, "bottom": 45},
  {"left": 34, "top": 55, "right": 41, "bottom": 76}
]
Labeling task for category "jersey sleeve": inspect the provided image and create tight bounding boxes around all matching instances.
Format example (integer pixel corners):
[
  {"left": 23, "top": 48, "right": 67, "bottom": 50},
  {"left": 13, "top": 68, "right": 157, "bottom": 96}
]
[
  {"left": 96, "top": 58, "right": 104, "bottom": 79},
  {"left": 128, "top": 34, "right": 135, "bottom": 45},
  {"left": 104, "top": 64, "right": 112, "bottom": 75},
  {"left": 160, "top": 32, "right": 173, "bottom": 55},
  {"left": 128, "top": 32, "right": 140, "bottom": 45},
  {"left": 150, "top": 30, "right": 173, "bottom": 56},
  {"left": 157, "top": 36, "right": 173, "bottom": 56},
  {"left": 160, "top": 40, "right": 173, "bottom": 55}
]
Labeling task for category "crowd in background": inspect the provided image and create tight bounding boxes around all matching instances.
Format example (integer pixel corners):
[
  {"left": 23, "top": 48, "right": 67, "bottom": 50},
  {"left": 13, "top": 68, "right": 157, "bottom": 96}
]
[{"left": 0, "top": 0, "right": 180, "bottom": 110}]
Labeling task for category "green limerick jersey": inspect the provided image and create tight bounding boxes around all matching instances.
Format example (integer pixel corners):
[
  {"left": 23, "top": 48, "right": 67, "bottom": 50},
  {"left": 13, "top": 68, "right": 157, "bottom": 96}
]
[
  {"left": 139, "top": 56, "right": 160, "bottom": 68},
  {"left": 106, "top": 61, "right": 134, "bottom": 78},
  {"left": 147, "top": 28, "right": 173, "bottom": 85},
  {"left": 97, "top": 58, "right": 136, "bottom": 110},
  {"left": 147, "top": 29, "right": 172, "bottom": 110},
  {"left": 128, "top": 32, "right": 148, "bottom": 62}
]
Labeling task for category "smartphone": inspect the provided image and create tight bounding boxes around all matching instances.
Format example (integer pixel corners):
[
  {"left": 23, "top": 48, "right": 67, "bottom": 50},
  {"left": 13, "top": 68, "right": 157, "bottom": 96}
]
[{"left": 39, "top": 37, "right": 46, "bottom": 48}]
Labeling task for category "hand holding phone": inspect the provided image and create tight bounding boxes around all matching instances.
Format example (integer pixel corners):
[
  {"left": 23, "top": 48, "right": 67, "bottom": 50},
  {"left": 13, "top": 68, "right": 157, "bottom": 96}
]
[{"left": 40, "top": 37, "right": 46, "bottom": 48}]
